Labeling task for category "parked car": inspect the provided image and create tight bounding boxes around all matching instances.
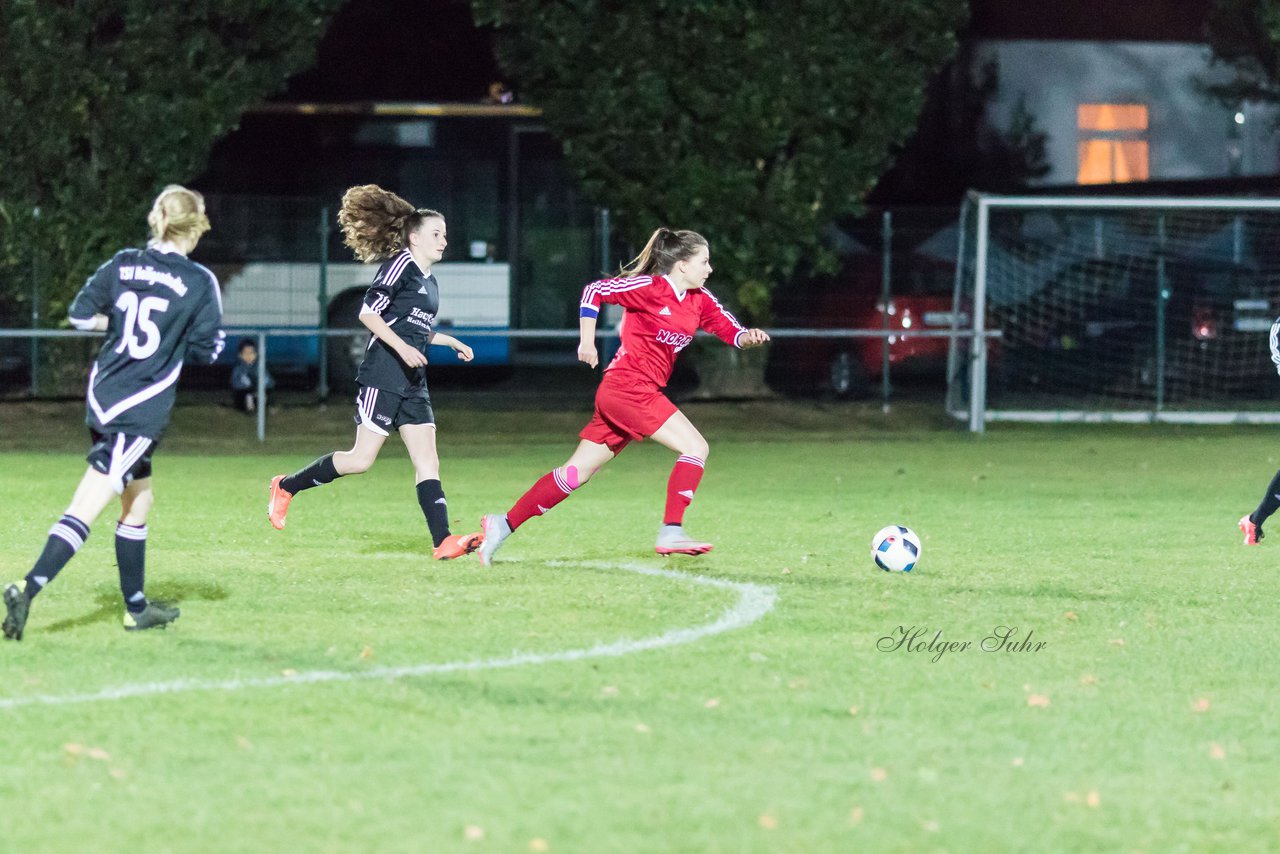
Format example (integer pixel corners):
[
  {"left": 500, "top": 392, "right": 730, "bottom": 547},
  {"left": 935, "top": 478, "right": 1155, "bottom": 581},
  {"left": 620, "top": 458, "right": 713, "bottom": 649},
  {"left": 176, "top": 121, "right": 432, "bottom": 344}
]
[
  {"left": 997, "top": 256, "right": 1280, "bottom": 398},
  {"left": 766, "top": 259, "right": 970, "bottom": 397}
]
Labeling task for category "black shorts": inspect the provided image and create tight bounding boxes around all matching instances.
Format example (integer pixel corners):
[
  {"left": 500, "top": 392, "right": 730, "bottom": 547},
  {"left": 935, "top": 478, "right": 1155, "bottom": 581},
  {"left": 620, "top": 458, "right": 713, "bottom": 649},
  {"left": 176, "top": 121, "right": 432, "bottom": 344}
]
[
  {"left": 353, "top": 385, "right": 435, "bottom": 435},
  {"left": 87, "top": 430, "right": 157, "bottom": 494}
]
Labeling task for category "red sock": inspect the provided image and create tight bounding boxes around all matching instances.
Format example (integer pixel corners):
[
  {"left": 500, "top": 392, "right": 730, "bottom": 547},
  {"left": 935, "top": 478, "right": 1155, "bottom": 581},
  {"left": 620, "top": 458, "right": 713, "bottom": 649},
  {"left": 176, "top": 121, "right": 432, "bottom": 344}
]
[
  {"left": 664, "top": 456, "right": 705, "bottom": 525},
  {"left": 507, "top": 466, "right": 580, "bottom": 530}
]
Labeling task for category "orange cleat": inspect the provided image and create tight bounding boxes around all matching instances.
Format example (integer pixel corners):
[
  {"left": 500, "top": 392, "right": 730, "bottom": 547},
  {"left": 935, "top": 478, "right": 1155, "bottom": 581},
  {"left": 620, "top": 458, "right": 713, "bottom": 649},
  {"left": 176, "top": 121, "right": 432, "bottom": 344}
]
[
  {"left": 433, "top": 531, "right": 484, "bottom": 560},
  {"left": 268, "top": 475, "right": 293, "bottom": 530},
  {"left": 1239, "top": 514, "right": 1264, "bottom": 546}
]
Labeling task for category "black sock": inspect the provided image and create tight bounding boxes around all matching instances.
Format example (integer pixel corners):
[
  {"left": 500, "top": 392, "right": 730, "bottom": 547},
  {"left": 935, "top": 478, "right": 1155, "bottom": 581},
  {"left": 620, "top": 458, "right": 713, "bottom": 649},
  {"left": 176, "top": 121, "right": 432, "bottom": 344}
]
[
  {"left": 417, "top": 479, "right": 450, "bottom": 547},
  {"left": 24, "top": 515, "right": 90, "bottom": 599},
  {"left": 281, "top": 454, "right": 341, "bottom": 495},
  {"left": 1252, "top": 469, "right": 1280, "bottom": 528},
  {"left": 116, "top": 523, "right": 148, "bottom": 614}
]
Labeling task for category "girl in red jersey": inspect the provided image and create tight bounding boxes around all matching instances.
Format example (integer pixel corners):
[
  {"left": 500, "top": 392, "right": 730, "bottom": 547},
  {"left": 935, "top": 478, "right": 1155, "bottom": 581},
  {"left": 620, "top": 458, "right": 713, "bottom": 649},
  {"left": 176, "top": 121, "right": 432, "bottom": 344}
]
[{"left": 478, "top": 228, "right": 770, "bottom": 564}]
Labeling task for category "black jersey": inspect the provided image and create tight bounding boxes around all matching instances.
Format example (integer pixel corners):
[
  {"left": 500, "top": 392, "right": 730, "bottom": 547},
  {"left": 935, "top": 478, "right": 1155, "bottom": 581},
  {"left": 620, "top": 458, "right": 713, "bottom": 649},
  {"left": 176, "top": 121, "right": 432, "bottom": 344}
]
[
  {"left": 355, "top": 249, "right": 440, "bottom": 397},
  {"left": 68, "top": 245, "right": 225, "bottom": 439}
]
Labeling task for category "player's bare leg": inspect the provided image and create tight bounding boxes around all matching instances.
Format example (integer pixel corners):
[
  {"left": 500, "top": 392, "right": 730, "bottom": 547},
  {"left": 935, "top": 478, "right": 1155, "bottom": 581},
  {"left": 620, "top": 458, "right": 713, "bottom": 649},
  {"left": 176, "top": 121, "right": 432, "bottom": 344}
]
[
  {"left": 116, "top": 477, "right": 179, "bottom": 631},
  {"left": 270, "top": 425, "right": 387, "bottom": 529},
  {"left": 402, "top": 423, "right": 482, "bottom": 559},
  {"left": 5, "top": 468, "right": 117, "bottom": 641},
  {"left": 479, "top": 440, "right": 614, "bottom": 566},
  {"left": 650, "top": 411, "right": 713, "bottom": 555}
]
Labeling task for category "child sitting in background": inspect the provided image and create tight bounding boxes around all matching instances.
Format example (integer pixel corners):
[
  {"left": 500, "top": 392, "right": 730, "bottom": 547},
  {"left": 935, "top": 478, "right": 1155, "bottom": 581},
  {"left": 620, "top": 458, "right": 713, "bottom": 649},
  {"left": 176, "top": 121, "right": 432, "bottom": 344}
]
[{"left": 231, "top": 338, "right": 273, "bottom": 413}]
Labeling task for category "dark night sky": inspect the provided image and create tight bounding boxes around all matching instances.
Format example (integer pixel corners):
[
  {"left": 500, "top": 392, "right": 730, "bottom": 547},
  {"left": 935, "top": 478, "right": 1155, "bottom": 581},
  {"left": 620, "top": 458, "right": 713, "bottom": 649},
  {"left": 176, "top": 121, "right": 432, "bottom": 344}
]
[
  {"left": 969, "top": 0, "right": 1214, "bottom": 42},
  {"left": 277, "top": 0, "right": 501, "bottom": 102},
  {"left": 271, "top": 0, "right": 1218, "bottom": 104}
]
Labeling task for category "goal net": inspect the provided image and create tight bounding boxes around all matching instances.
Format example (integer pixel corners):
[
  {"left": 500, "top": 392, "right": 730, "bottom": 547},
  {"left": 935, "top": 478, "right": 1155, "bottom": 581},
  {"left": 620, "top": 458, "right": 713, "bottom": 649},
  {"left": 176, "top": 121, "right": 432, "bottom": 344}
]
[{"left": 947, "top": 194, "right": 1280, "bottom": 429}]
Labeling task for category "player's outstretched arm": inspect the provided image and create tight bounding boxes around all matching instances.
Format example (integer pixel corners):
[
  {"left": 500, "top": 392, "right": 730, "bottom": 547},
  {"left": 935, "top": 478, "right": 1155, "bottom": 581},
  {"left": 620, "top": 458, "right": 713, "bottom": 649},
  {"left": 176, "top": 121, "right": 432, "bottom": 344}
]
[
  {"left": 738, "top": 328, "right": 771, "bottom": 348},
  {"left": 430, "top": 332, "right": 474, "bottom": 362}
]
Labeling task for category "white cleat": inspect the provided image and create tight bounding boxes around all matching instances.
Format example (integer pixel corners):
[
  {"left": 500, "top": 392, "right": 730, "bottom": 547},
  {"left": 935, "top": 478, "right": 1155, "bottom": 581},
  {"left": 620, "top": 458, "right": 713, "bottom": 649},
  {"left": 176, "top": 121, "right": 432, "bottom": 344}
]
[
  {"left": 478, "top": 514, "right": 512, "bottom": 566},
  {"left": 655, "top": 524, "right": 713, "bottom": 556}
]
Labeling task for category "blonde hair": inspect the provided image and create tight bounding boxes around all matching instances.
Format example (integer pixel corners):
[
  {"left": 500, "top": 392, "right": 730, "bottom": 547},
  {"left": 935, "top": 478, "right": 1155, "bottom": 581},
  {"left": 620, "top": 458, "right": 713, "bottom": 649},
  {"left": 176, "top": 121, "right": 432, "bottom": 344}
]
[
  {"left": 147, "top": 185, "right": 211, "bottom": 245},
  {"left": 338, "top": 184, "right": 442, "bottom": 263},
  {"left": 621, "top": 227, "right": 708, "bottom": 276}
]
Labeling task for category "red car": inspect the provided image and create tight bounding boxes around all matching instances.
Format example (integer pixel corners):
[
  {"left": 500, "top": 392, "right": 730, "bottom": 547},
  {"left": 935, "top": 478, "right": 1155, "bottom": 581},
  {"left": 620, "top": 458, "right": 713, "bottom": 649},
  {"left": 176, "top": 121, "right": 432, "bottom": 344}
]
[{"left": 766, "top": 263, "right": 970, "bottom": 397}]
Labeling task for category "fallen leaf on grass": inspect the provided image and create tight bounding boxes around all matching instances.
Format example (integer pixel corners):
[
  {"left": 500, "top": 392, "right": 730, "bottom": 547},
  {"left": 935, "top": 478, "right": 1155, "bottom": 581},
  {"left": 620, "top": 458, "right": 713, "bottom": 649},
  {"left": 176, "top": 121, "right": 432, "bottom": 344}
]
[
  {"left": 1192, "top": 698, "right": 1211, "bottom": 713},
  {"left": 1086, "top": 791, "right": 1100, "bottom": 808},
  {"left": 1210, "top": 743, "right": 1226, "bottom": 760},
  {"left": 1107, "top": 638, "right": 1125, "bottom": 647},
  {"left": 870, "top": 767, "right": 887, "bottom": 782},
  {"left": 108, "top": 768, "right": 127, "bottom": 781},
  {"left": 281, "top": 668, "right": 298, "bottom": 677},
  {"left": 1063, "top": 611, "right": 1078, "bottom": 621},
  {"left": 758, "top": 814, "right": 777, "bottom": 830},
  {"left": 63, "top": 743, "right": 83, "bottom": 756},
  {"left": 236, "top": 736, "right": 253, "bottom": 751},
  {"left": 600, "top": 685, "right": 619, "bottom": 697},
  {"left": 86, "top": 747, "right": 111, "bottom": 761},
  {"left": 704, "top": 698, "right": 720, "bottom": 709},
  {"left": 848, "top": 706, "right": 859, "bottom": 716},
  {"left": 1080, "top": 674, "right": 1097, "bottom": 686},
  {"left": 1027, "top": 694, "right": 1051, "bottom": 708},
  {"left": 464, "top": 825, "right": 484, "bottom": 841},
  {"left": 529, "top": 839, "right": 549, "bottom": 852},
  {"left": 359, "top": 645, "right": 375, "bottom": 661},
  {"left": 634, "top": 723, "right": 651, "bottom": 734}
]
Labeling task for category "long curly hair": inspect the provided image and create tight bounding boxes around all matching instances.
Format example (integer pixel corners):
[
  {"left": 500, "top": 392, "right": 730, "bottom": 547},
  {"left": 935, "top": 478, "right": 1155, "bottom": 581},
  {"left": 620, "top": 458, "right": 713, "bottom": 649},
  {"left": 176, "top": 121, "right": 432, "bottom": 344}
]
[
  {"left": 620, "top": 227, "right": 708, "bottom": 276},
  {"left": 147, "top": 185, "right": 211, "bottom": 246},
  {"left": 338, "top": 184, "right": 442, "bottom": 263}
]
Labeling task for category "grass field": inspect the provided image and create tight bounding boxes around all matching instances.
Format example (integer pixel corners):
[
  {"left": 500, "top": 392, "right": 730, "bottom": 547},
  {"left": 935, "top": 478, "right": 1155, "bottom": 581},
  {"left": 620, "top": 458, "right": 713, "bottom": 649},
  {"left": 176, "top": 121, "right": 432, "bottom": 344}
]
[{"left": 2, "top": 394, "right": 1279, "bottom": 852}]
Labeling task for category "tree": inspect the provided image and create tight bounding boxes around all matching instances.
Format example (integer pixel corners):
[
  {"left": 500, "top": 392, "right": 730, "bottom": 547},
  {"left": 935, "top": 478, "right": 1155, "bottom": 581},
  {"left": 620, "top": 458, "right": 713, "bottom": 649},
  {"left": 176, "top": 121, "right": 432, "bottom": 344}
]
[
  {"left": 471, "top": 0, "right": 967, "bottom": 325},
  {"left": 0, "top": 0, "right": 343, "bottom": 323},
  {"left": 870, "top": 48, "right": 1050, "bottom": 204},
  {"left": 1204, "top": 0, "right": 1280, "bottom": 105}
]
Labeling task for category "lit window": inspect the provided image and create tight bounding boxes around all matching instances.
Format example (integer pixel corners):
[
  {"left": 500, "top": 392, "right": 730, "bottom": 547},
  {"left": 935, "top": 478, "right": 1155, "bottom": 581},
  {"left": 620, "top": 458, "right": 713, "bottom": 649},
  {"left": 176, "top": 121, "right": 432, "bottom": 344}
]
[{"left": 1077, "top": 103, "right": 1149, "bottom": 184}]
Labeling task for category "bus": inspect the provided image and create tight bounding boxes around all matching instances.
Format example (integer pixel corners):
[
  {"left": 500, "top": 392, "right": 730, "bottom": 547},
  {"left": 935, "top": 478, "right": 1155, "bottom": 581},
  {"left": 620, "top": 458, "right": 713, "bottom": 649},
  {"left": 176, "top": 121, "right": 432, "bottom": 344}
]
[{"left": 194, "top": 102, "right": 613, "bottom": 384}]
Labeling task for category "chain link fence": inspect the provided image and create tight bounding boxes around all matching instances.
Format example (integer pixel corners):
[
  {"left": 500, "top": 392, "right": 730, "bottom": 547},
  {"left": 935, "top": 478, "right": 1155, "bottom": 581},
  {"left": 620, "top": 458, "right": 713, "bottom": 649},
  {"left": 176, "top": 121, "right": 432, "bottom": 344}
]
[{"left": 1, "top": 200, "right": 973, "bottom": 436}]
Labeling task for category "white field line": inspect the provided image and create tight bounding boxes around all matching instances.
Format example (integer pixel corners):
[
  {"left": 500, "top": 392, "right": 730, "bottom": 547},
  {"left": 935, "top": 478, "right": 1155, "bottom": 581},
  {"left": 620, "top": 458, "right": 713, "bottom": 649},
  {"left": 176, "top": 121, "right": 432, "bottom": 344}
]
[{"left": 0, "top": 561, "right": 777, "bottom": 710}]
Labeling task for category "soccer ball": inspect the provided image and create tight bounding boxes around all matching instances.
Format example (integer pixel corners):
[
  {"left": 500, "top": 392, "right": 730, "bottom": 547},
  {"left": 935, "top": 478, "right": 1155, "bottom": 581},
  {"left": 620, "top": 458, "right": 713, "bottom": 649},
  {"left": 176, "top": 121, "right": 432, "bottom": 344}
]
[{"left": 871, "top": 525, "right": 921, "bottom": 572}]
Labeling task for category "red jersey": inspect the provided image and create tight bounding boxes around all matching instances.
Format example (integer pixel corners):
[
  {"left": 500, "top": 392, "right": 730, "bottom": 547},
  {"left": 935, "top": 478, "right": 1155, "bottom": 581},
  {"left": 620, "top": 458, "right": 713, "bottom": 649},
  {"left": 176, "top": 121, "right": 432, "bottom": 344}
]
[{"left": 580, "top": 274, "right": 746, "bottom": 388}]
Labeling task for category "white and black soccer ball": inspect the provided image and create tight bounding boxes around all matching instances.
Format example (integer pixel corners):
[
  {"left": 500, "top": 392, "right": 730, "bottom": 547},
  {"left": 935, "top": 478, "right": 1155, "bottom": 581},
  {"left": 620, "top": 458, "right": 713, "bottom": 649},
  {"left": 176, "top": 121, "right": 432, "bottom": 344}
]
[{"left": 871, "top": 525, "right": 921, "bottom": 572}]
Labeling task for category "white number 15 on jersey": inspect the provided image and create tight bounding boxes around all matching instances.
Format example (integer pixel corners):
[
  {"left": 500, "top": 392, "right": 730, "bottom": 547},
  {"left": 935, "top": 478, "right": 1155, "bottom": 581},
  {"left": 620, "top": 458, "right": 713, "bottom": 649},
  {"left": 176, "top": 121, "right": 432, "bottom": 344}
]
[{"left": 114, "top": 291, "right": 170, "bottom": 360}]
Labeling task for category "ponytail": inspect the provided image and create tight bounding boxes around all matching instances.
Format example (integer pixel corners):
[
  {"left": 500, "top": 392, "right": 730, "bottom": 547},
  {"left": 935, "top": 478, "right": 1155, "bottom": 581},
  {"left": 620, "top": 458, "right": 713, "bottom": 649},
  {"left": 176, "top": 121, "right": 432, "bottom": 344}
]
[
  {"left": 338, "top": 184, "right": 442, "bottom": 263},
  {"left": 620, "top": 227, "right": 708, "bottom": 276}
]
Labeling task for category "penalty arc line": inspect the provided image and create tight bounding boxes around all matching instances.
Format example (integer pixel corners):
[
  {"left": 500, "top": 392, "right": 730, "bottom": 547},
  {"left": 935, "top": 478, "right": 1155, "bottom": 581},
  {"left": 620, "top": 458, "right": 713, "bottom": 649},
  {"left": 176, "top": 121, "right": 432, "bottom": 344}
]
[{"left": 0, "top": 561, "right": 778, "bottom": 710}]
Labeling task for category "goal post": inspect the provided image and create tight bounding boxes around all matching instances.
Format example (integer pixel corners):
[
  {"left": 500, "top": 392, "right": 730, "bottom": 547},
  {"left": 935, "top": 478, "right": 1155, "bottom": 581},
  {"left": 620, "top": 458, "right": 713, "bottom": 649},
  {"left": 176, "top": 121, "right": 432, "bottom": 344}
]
[{"left": 948, "top": 193, "right": 1280, "bottom": 431}]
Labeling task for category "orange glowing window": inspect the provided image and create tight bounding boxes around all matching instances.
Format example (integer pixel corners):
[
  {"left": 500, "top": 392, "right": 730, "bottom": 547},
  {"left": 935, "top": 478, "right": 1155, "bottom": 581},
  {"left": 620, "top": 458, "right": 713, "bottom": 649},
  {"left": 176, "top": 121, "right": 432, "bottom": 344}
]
[
  {"left": 1078, "top": 103, "right": 1149, "bottom": 184},
  {"left": 1078, "top": 104, "right": 1148, "bottom": 132}
]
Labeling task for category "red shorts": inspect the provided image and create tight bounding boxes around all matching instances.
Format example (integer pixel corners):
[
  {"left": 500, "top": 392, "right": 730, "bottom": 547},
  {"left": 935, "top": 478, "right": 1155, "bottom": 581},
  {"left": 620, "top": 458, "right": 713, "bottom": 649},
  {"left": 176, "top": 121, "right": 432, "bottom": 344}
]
[{"left": 578, "top": 370, "right": 678, "bottom": 454}]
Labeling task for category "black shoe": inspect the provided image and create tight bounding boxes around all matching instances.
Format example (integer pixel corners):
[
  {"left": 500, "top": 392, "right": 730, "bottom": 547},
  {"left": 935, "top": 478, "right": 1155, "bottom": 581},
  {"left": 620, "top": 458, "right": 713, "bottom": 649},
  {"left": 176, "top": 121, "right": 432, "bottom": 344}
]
[
  {"left": 124, "top": 602, "right": 180, "bottom": 632},
  {"left": 3, "top": 582, "right": 31, "bottom": 641}
]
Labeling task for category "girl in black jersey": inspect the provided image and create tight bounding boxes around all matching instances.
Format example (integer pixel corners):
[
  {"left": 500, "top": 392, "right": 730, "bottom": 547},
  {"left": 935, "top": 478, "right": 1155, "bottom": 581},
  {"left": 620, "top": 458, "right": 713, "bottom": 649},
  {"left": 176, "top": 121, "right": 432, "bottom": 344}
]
[
  {"left": 3, "top": 185, "right": 223, "bottom": 640},
  {"left": 268, "top": 185, "right": 483, "bottom": 560}
]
